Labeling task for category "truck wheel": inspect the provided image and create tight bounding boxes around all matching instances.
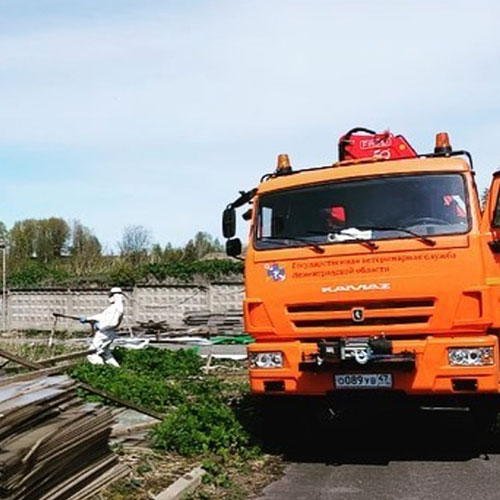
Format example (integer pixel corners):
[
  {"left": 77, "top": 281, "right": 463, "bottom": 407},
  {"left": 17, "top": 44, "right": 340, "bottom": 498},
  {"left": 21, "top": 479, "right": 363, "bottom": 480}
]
[
  {"left": 471, "top": 407, "right": 498, "bottom": 433},
  {"left": 470, "top": 406, "right": 499, "bottom": 452}
]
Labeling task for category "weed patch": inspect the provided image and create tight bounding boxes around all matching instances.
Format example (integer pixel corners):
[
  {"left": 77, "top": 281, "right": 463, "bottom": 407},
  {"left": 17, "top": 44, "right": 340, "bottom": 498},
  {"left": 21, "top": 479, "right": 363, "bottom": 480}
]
[
  {"left": 151, "top": 393, "right": 252, "bottom": 457},
  {"left": 70, "top": 347, "right": 206, "bottom": 411},
  {"left": 71, "top": 363, "right": 186, "bottom": 411},
  {"left": 113, "top": 346, "right": 204, "bottom": 378}
]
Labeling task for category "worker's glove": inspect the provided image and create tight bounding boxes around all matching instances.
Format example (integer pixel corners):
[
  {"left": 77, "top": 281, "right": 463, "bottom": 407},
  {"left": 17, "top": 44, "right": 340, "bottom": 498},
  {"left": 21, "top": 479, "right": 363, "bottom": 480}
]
[{"left": 79, "top": 317, "right": 87, "bottom": 324}]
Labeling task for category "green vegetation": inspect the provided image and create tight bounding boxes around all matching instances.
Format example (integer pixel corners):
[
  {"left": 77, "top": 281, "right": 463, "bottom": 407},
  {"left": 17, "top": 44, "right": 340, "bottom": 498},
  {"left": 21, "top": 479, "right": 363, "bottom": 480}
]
[
  {"left": 115, "top": 346, "right": 204, "bottom": 377},
  {"left": 1, "top": 217, "right": 242, "bottom": 287},
  {"left": 71, "top": 363, "right": 186, "bottom": 411},
  {"left": 70, "top": 348, "right": 253, "bottom": 457},
  {"left": 7, "top": 259, "right": 243, "bottom": 288},
  {"left": 152, "top": 394, "right": 251, "bottom": 456},
  {"left": 70, "top": 348, "right": 202, "bottom": 411}
]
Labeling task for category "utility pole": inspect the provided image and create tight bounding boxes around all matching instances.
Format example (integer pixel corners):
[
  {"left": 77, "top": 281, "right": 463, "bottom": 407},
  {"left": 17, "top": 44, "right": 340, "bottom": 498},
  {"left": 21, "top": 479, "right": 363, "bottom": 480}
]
[{"left": 0, "top": 241, "right": 6, "bottom": 332}]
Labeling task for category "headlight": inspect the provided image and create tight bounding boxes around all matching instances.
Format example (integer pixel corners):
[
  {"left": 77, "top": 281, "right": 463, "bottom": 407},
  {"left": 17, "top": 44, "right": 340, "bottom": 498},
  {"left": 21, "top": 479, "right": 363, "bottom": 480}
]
[
  {"left": 448, "top": 347, "right": 494, "bottom": 366},
  {"left": 249, "top": 352, "right": 283, "bottom": 369}
]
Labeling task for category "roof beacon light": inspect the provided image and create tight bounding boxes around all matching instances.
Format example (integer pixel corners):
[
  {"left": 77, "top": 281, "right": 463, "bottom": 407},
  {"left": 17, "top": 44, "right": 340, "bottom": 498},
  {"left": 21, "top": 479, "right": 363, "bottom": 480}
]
[
  {"left": 276, "top": 154, "right": 292, "bottom": 175},
  {"left": 434, "top": 132, "right": 452, "bottom": 155}
]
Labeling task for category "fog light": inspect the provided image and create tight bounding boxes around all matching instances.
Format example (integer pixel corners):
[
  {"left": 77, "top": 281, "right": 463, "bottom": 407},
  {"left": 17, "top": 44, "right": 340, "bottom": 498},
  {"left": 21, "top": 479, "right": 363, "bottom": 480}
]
[
  {"left": 448, "top": 347, "right": 494, "bottom": 366},
  {"left": 249, "top": 352, "right": 283, "bottom": 369}
]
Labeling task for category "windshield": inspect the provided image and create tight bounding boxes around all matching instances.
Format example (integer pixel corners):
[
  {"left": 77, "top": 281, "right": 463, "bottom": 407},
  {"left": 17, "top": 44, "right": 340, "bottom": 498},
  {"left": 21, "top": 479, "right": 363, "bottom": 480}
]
[{"left": 255, "top": 173, "right": 469, "bottom": 250}]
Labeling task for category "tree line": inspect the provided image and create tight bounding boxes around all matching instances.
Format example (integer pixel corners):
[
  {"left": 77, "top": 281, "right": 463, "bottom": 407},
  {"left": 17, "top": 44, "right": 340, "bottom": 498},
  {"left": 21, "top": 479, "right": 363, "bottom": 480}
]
[{"left": 0, "top": 218, "right": 241, "bottom": 288}]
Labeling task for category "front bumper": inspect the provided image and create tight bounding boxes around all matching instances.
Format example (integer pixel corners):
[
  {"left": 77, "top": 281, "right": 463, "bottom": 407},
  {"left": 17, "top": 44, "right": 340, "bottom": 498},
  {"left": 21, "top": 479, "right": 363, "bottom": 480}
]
[{"left": 248, "top": 335, "right": 500, "bottom": 395}]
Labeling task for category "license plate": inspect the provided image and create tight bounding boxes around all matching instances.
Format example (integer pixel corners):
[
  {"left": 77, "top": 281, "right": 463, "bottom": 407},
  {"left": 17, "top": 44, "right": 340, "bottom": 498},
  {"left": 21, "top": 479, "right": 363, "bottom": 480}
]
[{"left": 335, "top": 373, "right": 392, "bottom": 389}]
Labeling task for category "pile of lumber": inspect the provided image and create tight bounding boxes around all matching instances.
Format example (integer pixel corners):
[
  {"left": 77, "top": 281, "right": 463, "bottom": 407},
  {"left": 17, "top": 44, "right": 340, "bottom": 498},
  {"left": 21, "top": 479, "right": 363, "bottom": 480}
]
[
  {"left": 183, "top": 309, "right": 243, "bottom": 335},
  {"left": 132, "top": 320, "right": 170, "bottom": 339},
  {"left": 0, "top": 373, "right": 127, "bottom": 500},
  {"left": 115, "top": 309, "right": 245, "bottom": 342}
]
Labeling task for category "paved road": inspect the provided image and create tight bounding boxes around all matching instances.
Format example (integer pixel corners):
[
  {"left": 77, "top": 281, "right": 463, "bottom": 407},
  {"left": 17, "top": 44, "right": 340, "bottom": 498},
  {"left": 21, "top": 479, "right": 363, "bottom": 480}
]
[
  {"left": 258, "top": 456, "right": 500, "bottom": 500},
  {"left": 256, "top": 409, "right": 500, "bottom": 500}
]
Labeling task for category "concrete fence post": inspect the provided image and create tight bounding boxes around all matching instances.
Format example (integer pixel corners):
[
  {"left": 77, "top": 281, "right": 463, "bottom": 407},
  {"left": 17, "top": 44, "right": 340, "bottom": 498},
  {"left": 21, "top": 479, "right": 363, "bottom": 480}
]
[
  {"left": 132, "top": 286, "right": 139, "bottom": 324},
  {"left": 207, "top": 284, "right": 213, "bottom": 312},
  {"left": 7, "top": 290, "right": 12, "bottom": 332},
  {"left": 67, "top": 288, "right": 74, "bottom": 320}
]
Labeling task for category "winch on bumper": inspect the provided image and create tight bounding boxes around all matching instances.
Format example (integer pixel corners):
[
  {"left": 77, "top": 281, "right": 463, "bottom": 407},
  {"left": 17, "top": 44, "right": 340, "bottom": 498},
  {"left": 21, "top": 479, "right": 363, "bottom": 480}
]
[
  {"left": 300, "top": 337, "right": 415, "bottom": 371},
  {"left": 247, "top": 335, "right": 500, "bottom": 395}
]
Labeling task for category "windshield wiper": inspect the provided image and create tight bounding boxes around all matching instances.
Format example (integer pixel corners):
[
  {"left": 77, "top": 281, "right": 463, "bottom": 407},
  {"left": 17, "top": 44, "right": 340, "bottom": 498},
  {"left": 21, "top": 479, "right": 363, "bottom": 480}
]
[
  {"left": 259, "top": 236, "right": 325, "bottom": 254},
  {"left": 353, "top": 225, "right": 436, "bottom": 247}
]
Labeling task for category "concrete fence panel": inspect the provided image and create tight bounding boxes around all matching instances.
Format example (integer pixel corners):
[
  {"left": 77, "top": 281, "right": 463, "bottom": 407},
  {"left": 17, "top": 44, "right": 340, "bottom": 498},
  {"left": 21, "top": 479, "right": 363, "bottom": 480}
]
[{"left": 2, "top": 283, "right": 244, "bottom": 331}]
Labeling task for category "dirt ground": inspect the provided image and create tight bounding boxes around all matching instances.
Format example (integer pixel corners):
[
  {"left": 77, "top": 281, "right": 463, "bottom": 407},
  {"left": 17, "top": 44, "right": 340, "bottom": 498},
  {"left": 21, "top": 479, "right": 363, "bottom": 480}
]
[{"left": 99, "top": 445, "right": 284, "bottom": 500}]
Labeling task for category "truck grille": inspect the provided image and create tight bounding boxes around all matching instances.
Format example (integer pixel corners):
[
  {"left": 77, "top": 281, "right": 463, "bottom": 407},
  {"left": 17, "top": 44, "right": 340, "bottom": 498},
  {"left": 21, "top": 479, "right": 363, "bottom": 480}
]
[{"left": 287, "top": 298, "right": 435, "bottom": 330}]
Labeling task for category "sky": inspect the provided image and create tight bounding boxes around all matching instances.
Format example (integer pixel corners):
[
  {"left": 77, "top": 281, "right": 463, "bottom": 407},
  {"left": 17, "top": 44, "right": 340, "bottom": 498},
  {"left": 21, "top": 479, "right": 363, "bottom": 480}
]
[{"left": 0, "top": 0, "right": 499, "bottom": 250}]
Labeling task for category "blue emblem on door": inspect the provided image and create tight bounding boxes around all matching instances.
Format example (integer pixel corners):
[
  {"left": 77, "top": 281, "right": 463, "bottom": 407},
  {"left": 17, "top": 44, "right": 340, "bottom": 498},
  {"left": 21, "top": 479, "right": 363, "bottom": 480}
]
[{"left": 265, "top": 263, "right": 286, "bottom": 282}]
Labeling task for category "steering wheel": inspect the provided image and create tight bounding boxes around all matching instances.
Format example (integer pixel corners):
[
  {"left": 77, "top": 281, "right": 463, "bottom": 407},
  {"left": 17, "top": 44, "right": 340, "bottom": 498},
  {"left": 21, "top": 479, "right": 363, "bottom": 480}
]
[{"left": 403, "top": 216, "right": 449, "bottom": 226}]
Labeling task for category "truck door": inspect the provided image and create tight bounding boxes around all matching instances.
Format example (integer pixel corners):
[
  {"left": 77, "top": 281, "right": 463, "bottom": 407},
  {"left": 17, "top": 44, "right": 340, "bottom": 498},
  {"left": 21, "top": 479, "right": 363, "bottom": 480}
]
[
  {"left": 481, "top": 172, "right": 500, "bottom": 327},
  {"left": 481, "top": 172, "right": 500, "bottom": 246}
]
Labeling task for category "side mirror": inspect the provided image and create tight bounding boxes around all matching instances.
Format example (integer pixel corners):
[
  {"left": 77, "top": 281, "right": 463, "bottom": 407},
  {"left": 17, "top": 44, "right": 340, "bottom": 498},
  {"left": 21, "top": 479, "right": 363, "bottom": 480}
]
[
  {"left": 226, "top": 238, "right": 242, "bottom": 257},
  {"left": 222, "top": 208, "right": 236, "bottom": 238}
]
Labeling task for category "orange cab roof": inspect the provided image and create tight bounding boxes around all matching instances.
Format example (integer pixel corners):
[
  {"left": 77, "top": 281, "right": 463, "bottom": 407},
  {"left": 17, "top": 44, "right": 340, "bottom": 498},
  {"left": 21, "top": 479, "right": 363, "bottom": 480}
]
[{"left": 257, "top": 156, "right": 470, "bottom": 195}]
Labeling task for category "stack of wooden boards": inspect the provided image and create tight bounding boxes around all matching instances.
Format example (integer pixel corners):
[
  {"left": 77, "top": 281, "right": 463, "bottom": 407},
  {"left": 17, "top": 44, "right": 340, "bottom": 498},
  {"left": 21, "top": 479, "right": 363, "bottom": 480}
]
[
  {"left": 123, "top": 310, "right": 245, "bottom": 342},
  {"left": 132, "top": 320, "right": 170, "bottom": 340},
  {"left": 0, "top": 373, "right": 127, "bottom": 500}
]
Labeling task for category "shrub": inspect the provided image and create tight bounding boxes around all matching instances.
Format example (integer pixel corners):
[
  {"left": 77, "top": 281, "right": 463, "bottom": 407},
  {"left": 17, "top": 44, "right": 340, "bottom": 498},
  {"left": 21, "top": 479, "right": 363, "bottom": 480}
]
[
  {"left": 108, "top": 263, "right": 145, "bottom": 287},
  {"left": 8, "top": 262, "right": 72, "bottom": 287},
  {"left": 146, "top": 259, "right": 243, "bottom": 282},
  {"left": 113, "top": 347, "right": 204, "bottom": 378},
  {"left": 70, "top": 363, "right": 185, "bottom": 412},
  {"left": 151, "top": 393, "right": 250, "bottom": 456}
]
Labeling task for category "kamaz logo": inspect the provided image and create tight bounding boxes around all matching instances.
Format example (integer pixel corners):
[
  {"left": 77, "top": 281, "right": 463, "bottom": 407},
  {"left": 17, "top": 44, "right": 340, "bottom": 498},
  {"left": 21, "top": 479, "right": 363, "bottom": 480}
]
[{"left": 321, "top": 283, "right": 391, "bottom": 293}]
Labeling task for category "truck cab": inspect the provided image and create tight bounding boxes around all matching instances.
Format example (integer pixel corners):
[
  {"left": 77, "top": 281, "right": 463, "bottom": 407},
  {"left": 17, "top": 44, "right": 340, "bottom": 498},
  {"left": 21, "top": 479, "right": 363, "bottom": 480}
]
[{"left": 223, "top": 129, "right": 500, "bottom": 414}]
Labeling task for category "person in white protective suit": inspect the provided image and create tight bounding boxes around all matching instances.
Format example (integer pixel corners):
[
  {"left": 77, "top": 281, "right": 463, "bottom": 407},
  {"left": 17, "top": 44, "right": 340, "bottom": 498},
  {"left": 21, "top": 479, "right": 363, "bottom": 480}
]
[{"left": 80, "top": 287, "right": 125, "bottom": 367}]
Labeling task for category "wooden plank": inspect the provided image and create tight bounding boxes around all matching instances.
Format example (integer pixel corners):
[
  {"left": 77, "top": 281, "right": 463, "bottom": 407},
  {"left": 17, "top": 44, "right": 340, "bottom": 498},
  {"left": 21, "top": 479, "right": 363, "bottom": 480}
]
[
  {"left": 38, "top": 349, "right": 96, "bottom": 365},
  {"left": 0, "top": 348, "right": 42, "bottom": 369},
  {"left": 111, "top": 420, "right": 158, "bottom": 438},
  {"left": 77, "top": 382, "right": 163, "bottom": 420},
  {"left": 0, "top": 365, "right": 74, "bottom": 386}
]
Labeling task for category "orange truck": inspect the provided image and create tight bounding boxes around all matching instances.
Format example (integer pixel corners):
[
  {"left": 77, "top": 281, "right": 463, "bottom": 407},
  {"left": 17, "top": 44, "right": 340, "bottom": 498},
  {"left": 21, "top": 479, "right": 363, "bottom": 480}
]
[{"left": 222, "top": 128, "right": 500, "bottom": 419}]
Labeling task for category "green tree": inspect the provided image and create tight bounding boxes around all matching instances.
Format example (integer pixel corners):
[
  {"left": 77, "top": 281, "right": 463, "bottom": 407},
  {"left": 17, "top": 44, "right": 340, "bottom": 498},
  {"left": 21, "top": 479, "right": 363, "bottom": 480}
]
[
  {"left": 118, "top": 225, "right": 152, "bottom": 264},
  {"left": 69, "top": 221, "right": 102, "bottom": 274},
  {"left": 163, "top": 243, "right": 184, "bottom": 263},
  {"left": 70, "top": 221, "right": 101, "bottom": 256},
  {"left": 183, "top": 232, "right": 223, "bottom": 262},
  {"left": 37, "top": 218, "right": 70, "bottom": 263},
  {"left": 9, "top": 219, "right": 40, "bottom": 263},
  {"left": 150, "top": 243, "right": 164, "bottom": 264},
  {"left": 9, "top": 218, "right": 70, "bottom": 265}
]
